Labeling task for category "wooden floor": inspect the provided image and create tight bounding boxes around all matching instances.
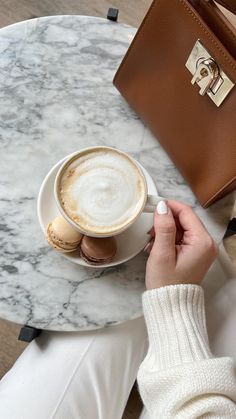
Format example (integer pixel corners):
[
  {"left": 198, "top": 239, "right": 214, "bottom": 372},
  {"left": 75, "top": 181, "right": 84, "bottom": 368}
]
[
  {"left": 0, "top": 2, "right": 235, "bottom": 419},
  {"left": 0, "top": 0, "right": 152, "bottom": 29}
]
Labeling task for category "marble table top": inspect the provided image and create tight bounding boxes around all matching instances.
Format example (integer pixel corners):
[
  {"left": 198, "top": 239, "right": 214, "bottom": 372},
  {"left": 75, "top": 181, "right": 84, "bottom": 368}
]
[{"left": 0, "top": 16, "right": 235, "bottom": 331}]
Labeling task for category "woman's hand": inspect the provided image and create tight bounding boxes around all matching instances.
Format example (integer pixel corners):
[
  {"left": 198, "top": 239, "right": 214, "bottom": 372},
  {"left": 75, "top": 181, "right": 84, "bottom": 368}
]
[{"left": 145, "top": 200, "right": 217, "bottom": 290}]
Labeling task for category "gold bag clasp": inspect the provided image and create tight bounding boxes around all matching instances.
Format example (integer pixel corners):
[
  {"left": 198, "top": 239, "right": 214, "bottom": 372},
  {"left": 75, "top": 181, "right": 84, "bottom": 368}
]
[{"left": 186, "top": 40, "right": 234, "bottom": 106}]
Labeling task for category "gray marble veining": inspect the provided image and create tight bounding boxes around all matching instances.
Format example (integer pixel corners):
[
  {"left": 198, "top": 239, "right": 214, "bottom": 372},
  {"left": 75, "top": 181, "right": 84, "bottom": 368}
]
[{"left": 0, "top": 16, "right": 235, "bottom": 331}]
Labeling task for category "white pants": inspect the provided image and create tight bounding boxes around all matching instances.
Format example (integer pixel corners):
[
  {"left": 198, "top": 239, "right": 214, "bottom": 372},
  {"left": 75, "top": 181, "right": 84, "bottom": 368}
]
[{"left": 0, "top": 245, "right": 235, "bottom": 419}]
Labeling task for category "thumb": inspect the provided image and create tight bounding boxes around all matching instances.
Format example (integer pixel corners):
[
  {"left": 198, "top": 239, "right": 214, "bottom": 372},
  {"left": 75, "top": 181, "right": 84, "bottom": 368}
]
[{"left": 151, "top": 200, "right": 176, "bottom": 261}]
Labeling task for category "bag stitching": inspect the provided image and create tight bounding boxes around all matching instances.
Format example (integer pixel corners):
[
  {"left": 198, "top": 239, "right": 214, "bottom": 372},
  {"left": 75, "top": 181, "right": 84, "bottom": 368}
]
[
  {"left": 114, "top": 0, "right": 236, "bottom": 84},
  {"left": 180, "top": 0, "right": 236, "bottom": 69},
  {"left": 203, "top": 1, "right": 236, "bottom": 44},
  {"left": 113, "top": 0, "right": 236, "bottom": 206},
  {"left": 216, "top": 0, "right": 236, "bottom": 15}
]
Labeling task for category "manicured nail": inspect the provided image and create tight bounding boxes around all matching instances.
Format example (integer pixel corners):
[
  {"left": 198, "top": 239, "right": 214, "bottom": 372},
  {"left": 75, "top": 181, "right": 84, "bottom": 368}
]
[
  {"left": 144, "top": 242, "right": 151, "bottom": 252},
  {"left": 156, "top": 200, "right": 168, "bottom": 215}
]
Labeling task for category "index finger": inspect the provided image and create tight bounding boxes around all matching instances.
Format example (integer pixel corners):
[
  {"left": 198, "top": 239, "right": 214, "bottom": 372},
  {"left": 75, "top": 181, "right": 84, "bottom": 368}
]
[{"left": 167, "top": 200, "right": 208, "bottom": 237}]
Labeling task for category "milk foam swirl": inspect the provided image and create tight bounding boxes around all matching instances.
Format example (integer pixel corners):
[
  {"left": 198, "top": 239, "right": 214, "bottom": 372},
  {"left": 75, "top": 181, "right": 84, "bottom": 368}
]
[{"left": 59, "top": 149, "right": 146, "bottom": 234}]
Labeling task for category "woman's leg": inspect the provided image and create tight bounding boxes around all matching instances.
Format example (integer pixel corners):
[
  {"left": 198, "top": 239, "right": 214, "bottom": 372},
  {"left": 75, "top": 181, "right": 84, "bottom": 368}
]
[
  {"left": 0, "top": 317, "right": 147, "bottom": 419},
  {"left": 204, "top": 243, "right": 236, "bottom": 359}
]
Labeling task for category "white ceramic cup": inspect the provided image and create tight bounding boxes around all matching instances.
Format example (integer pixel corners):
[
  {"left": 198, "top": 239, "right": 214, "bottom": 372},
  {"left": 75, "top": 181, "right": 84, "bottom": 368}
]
[{"left": 54, "top": 146, "right": 163, "bottom": 237}]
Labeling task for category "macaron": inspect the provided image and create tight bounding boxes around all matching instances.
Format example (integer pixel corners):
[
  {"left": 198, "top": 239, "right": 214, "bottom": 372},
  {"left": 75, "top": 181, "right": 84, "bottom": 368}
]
[
  {"left": 46, "top": 216, "right": 83, "bottom": 253},
  {"left": 80, "top": 236, "right": 117, "bottom": 265}
]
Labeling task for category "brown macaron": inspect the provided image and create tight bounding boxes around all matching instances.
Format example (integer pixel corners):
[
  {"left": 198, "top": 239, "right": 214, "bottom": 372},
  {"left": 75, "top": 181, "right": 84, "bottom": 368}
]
[
  {"left": 80, "top": 236, "right": 117, "bottom": 265},
  {"left": 46, "top": 216, "right": 83, "bottom": 253}
]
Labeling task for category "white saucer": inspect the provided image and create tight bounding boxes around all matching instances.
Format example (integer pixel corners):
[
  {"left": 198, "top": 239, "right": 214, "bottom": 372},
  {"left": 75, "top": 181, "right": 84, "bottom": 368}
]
[{"left": 37, "top": 155, "right": 158, "bottom": 268}]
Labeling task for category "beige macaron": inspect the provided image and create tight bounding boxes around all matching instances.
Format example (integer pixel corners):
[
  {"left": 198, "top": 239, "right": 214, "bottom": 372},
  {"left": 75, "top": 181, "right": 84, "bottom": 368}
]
[{"left": 46, "top": 216, "right": 83, "bottom": 253}]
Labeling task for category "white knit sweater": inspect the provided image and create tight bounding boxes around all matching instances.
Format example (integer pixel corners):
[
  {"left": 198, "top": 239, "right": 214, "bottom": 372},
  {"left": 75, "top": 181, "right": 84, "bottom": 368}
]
[{"left": 137, "top": 284, "right": 236, "bottom": 418}]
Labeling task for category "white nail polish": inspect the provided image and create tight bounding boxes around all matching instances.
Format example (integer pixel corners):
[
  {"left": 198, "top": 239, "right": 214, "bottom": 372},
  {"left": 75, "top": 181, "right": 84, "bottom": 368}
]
[{"left": 156, "top": 200, "right": 168, "bottom": 215}]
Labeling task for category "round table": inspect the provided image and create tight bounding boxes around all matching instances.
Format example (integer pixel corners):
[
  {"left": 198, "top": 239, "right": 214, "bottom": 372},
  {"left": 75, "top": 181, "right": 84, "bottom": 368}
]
[{"left": 0, "top": 16, "right": 235, "bottom": 331}]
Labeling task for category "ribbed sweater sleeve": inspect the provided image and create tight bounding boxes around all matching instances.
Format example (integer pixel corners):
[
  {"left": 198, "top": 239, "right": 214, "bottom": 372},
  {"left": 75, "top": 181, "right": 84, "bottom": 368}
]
[{"left": 137, "top": 284, "right": 236, "bottom": 418}]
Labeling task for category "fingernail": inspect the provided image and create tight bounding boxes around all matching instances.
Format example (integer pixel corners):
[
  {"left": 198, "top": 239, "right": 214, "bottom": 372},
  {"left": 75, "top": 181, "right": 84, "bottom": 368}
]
[
  {"left": 156, "top": 200, "right": 168, "bottom": 215},
  {"left": 144, "top": 242, "right": 151, "bottom": 252}
]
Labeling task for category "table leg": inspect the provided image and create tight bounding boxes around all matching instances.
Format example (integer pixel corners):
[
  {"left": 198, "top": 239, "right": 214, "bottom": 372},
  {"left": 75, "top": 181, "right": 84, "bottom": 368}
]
[
  {"left": 18, "top": 326, "right": 41, "bottom": 342},
  {"left": 107, "top": 8, "right": 119, "bottom": 22}
]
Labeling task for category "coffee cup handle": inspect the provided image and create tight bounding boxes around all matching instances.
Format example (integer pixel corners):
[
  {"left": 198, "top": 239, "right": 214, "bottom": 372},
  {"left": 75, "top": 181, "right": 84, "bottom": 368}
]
[{"left": 143, "top": 195, "right": 165, "bottom": 213}]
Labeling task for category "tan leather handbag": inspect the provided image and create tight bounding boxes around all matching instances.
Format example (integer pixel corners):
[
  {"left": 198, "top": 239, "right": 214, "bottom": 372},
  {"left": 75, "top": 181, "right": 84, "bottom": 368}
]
[{"left": 113, "top": 0, "right": 236, "bottom": 207}]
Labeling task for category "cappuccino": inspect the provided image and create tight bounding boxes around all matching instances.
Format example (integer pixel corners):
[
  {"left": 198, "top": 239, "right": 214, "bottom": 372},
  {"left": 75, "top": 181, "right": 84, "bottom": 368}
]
[{"left": 58, "top": 148, "right": 146, "bottom": 235}]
